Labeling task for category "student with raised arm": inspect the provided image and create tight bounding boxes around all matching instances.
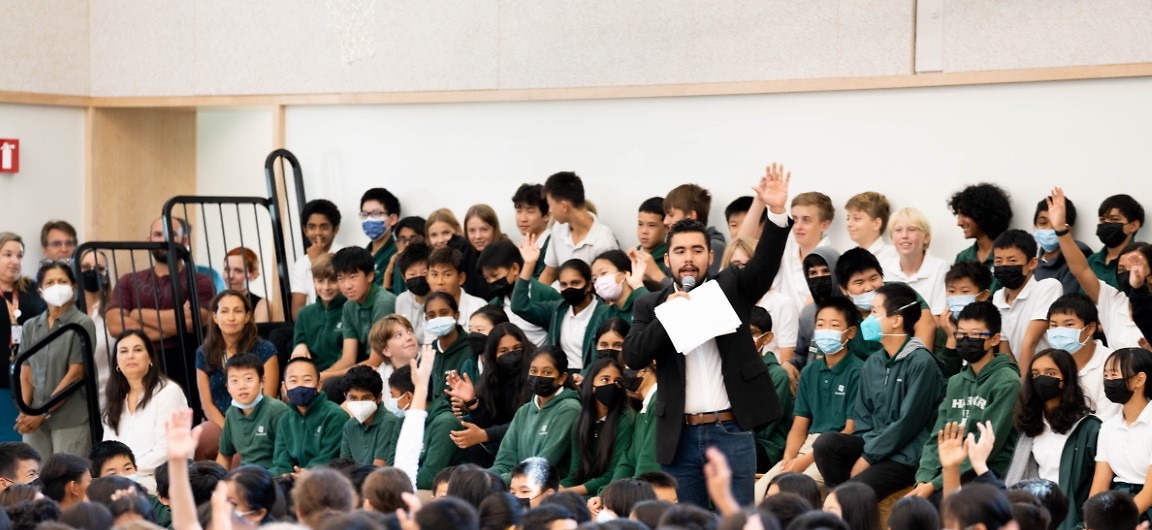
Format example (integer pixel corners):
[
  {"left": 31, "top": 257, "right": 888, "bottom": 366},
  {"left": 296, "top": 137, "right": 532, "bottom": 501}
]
[
  {"left": 1047, "top": 187, "right": 1147, "bottom": 349},
  {"left": 1088, "top": 194, "right": 1145, "bottom": 289},
  {"left": 1033, "top": 195, "right": 1093, "bottom": 294},
  {"left": 393, "top": 344, "right": 436, "bottom": 491}
]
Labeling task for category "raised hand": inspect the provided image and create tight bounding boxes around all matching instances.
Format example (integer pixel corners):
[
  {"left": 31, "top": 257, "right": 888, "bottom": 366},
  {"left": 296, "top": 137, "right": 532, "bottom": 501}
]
[
  {"left": 753, "top": 162, "right": 792, "bottom": 214},
  {"left": 519, "top": 233, "right": 541, "bottom": 265},
  {"left": 445, "top": 372, "right": 476, "bottom": 403},
  {"left": 1046, "top": 187, "right": 1068, "bottom": 229},
  {"left": 965, "top": 420, "right": 996, "bottom": 476},
  {"left": 937, "top": 421, "right": 967, "bottom": 469},
  {"left": 166, "top": 408, "right": 201, "bottom": 461}
]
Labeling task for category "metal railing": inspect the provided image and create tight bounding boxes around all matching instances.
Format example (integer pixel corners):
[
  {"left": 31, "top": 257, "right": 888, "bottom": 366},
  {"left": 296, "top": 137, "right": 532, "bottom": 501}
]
[
  {"left": 265, "top": 149, "right": 308, "bottom": 265},
  {"left": 10, "top": 322, "right": 103, "bottom": 444}
]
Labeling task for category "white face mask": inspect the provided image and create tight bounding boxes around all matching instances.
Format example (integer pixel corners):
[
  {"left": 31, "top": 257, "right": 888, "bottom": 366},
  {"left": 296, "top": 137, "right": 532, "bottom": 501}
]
[
  {"left": 41, "top": 284, "right": 74, "bottom": 308},
  {"left": 345, "top": 400, "right": 377, "bottom": 423}
]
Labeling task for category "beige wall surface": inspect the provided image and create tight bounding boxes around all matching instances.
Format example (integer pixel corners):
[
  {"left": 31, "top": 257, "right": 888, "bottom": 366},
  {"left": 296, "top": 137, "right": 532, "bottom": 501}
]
[{"left": 0, "top": 0, "right": 89, "bottom": 95}]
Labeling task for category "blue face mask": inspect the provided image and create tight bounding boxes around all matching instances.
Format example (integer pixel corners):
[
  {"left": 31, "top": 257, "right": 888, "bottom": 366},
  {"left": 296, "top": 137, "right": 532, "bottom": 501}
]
[
  {"left": 426, "top": 316, "right": 457, "bottom": 338},
  {"left": 230, "top": 393, "right": 264, "bottom": 410},
  {"left": 1046, "top": 327, "right": 1087, "bottom": 354},
  {"left": 852, "top": 290, "right": 876, "bottom": 311},
  {"left": 946, "top": 294, "right": 977, "bottom": 315},
  {"left": 1034, "top": 229, "right": 1060, "bottom": 253},
  {"left": 860, "top": 315, "right": 883, "bottom": 342},
  {"left": 362, "top": 219, "right": 388, "bottom": 240},
  {"left": 813, "top": 329, "right": 845, "bottom": 355}
]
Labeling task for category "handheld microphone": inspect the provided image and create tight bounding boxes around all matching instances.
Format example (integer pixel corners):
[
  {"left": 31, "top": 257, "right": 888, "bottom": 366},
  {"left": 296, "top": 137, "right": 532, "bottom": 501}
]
[{"left": 681, "top": 275, "right": 697, "bottom": 292}]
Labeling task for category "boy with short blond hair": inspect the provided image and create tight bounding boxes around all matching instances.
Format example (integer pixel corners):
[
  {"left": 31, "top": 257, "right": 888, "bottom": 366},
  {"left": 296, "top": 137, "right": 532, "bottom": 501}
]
[
  {"left": 844, "top": 192, "right": 897, "bottom": 266},
  {"left": 776, "top": 192, "right": 835, "bottom": 311}
]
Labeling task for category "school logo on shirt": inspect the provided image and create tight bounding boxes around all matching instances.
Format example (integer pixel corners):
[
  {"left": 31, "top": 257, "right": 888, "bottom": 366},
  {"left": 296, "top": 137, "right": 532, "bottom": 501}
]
[
  {"left": 953, "top": 396, "right": 988, "bottom": 410},
  {"left": 834, "top": 384, "right": 846, "bottom": 396},
  {"left": 336, "top": 322, "right": 343, "bottom": 330},
  {"left": 538, "top": 423, "right": 549, "bottom": 436},
  {"left": 316, "top": 426, "right": 323, "bottom": 436},
  {"left": 256, "top": 425, "right": 266, "bottom": 436}
]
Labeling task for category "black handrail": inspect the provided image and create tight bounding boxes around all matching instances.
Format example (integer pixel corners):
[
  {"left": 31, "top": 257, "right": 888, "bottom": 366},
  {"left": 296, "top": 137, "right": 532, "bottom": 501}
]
[
  {"left": 264, "top": 149, "right": 307, "bottom": 260},
  {"left": 10, "top": 322, "right": 103, "bottom": 444}
]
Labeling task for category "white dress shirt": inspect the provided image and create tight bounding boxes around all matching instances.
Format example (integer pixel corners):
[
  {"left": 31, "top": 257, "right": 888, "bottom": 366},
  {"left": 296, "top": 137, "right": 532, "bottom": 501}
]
[{"left": 102, "top": 382, "right": 188, "bottom": 494}]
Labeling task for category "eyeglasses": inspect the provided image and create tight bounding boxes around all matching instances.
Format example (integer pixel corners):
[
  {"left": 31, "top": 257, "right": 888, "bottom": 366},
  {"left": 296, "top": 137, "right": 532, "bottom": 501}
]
[
  {"left": 39, "top": 259, "right": 72, "bottom": 267},
  {"left": 359, "top": 210, "right": 389, "bottom": 221},
  {"left": 953, "top": 331, "right": 992, "bottom": 340}
]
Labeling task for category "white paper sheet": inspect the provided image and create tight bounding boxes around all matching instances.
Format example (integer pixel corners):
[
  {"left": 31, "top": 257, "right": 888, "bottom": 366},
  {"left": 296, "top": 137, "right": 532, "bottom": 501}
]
[{"left": 654, "top": 280, "right": 742, "bottom": 353}]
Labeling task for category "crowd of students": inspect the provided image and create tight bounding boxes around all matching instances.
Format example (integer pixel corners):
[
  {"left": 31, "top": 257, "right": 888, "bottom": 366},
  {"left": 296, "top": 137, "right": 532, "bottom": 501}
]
[{"left": 3, "top": 166, "right": 1152, "bottom": 530}]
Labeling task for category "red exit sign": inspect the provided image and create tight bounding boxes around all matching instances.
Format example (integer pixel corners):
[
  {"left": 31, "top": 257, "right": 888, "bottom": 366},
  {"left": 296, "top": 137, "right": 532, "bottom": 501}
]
[{"left": 0, "top": 139, "right": 18, "bottom": 173}]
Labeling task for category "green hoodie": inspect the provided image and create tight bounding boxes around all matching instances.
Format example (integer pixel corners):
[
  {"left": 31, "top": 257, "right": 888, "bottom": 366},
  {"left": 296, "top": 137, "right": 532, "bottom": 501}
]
[
  {"left": 855, "top": 337, "right": 945, "bottom": 468},
  {"left": 490, "top": 387, "right": 582, "bottom": 484},
  {"left": 756, "top": 351, "right": 794, "bottom": 469},
  {"left": 270, "top": 392, "right": 349, "bottom": 474},
  {"left": 1005, "top": 415, "right": 1101, "bottom": 530},
  {"left": 915, "top": 353, "right": 1022, "bottom": 490}
]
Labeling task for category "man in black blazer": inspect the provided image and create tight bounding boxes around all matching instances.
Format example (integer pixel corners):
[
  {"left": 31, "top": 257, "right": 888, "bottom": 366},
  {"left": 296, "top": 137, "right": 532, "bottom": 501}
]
[{"left": 624, "top": 164, "right": 794, "bottom": 508}]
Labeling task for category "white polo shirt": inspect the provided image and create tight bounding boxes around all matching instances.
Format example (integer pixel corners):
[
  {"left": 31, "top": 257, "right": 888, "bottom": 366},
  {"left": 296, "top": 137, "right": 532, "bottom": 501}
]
[
  {"left": 1078, "top": 341, "right": 1120, "bottom": 421},
  {"left": 883, "top": 253, "right": 948, "bottom": 316},
  {"left": 394, "top": 291, "right": 427, "bottom": 345},
  {"left": 1031, "top": 419, "right": 1069, "bottom": 483},
  {"left": 457, "top": 292, "right": 489, "bottom": 328},
  {"left": 560, "top": 299, "right": 599, "bottom": 371},
  {"left": 289, "top": 246, "right": 344, "bottom": 305},
  {"left": 544, "top": 213, "right": 619, "bottom": 268},
  {"left": 1096, "top": 400, "right": 1152, "bottom": 484},
  {"left": 866, "top": 239, "right": 900, "bottom": 273},
  {"left": 757, "top": 289, "right": 798, "bottom": 354},
  {"left": 992, "top": 277, "right": 1063, "bottom": 360},
  {"left": 1097, "top": 281, "right": 1146, "bottom": 349}
]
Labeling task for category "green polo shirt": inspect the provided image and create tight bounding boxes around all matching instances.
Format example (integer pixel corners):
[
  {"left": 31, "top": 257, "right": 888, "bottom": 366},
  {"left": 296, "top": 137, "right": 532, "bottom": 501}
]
[
  {"left": 367, "top": 234, "right": 398, "bottom": 287},
  {"left": 293, "top": 295, "right": 347, "bottom": 371},
  {"left": 636, "top": 243, "right": 671, "bottom": 276},
  {"left": 340, "top": 403, "right": 402, "bottom": 465},
  {"left": 954, "top": 242, "right": 1001, "bottom": 293},
  {"left": 756, "top": 352, "right": 794, "bottom": 468},
  {"left": 1087, "top": 247, "right": 1120, "bottom": 289},
  {"left": 342, "top": 284, "right": 397, "bottom": 361},
  {"left": 794, "top": 352, "right": 863, "bottom": 434},
  {"left": 218, "top": 396, "right": 292, "bottom": 469}
]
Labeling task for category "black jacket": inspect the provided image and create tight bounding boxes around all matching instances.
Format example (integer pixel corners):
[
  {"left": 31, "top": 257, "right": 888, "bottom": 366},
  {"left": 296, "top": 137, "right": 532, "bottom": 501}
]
[{"left": 623, "top": 217, "right": 791, "bottom": 464}]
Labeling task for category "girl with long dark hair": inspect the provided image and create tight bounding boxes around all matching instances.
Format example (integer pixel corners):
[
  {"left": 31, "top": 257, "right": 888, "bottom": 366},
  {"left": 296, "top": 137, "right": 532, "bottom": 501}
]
[{"left": 559, "top": 357, "right": 636, "bottom": 496}]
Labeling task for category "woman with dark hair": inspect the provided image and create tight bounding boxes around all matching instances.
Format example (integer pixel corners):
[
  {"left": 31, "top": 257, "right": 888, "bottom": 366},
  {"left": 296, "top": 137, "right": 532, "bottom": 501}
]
[
  {"left": 445, "top": 465, "right": 505, "bottom": 510},
  {"left": 1, "top": 233, "right": 48, "bottom": 441},
  {"left": 1006, "top": 348, "right": 1100, "bottom": 530},
  {"left": 78, "top": 249, "right": 113, "bottom": 410},
  {"left": 17, "top": 260, "right": 95, "bottom": 457},
  {"left": 1090, "top": 347, "right": 1152, "bottom": 515},
  {"left": 590, "top": 250, "right": 648, "bottom": 329},
  {"left": 559, "top": 357, "right": 636, "bottom": 496},
  {"left": 1046, "top": 292, "right": 1116, "bottom": 419},
  {"left": 223, "top": 464, "right": 287, "bottom": 525},
  {"left": 823, "top": 482, "right": 879, "bottom": 530},
  {"left": 512, "top": 253, "right": 612, "bottom": 374},
  {"left": 941, "top": 483, "right": 1014, "bottom": 530},
  {"left": 101, "top": 329, "right": 188, "bottom": 493},
  {"left": 195, "top": 290, "right": 279, "bottom": 426}
]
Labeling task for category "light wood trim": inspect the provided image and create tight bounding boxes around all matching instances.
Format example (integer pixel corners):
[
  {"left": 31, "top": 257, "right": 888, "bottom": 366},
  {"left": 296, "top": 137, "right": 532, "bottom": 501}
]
[{"left": 0, "top": 90, "right": 91, "bottom": 107}]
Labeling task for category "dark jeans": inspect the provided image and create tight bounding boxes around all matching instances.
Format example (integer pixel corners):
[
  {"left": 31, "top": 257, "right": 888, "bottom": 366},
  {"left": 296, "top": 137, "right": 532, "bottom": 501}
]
[
  {"left": 662, "top": 420, "right": 756, "bottom": 509},
  {"left": 812, "top": 432, "right": 916, "bottom": 500}
]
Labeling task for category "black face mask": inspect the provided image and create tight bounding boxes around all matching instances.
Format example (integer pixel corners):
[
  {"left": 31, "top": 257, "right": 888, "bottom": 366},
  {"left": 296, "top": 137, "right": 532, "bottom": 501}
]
[
  {"left": 468, "top": 332, "right": 488, "bottom": 356},
  {"left": 496, "top": 350, "right": 523, "bottom": 374},
  {"left": 81, "top": 270, "right": 105, "bottom": 293},
  {"left": 1104, "top": 377, "right": 1134, "bottom": 404},
  {"left": 518, "top": 497, "right": 532, "bottom": 510},
  {"left": 405, "top": 276, "right": 431, "bottom": 296},
  {"left": 1031, "top": 375, "right": 1063, "bottom": 401},
  {"left": 593, "top": 383, "right": 625, "bottom": 409},
  {"left": 527, "top": 375, "right": 558, "bottom": 397},
  {"left": 955, "top": 337, "right": 989, "bottom": 365},
  {"left": 561, "top": 287, "right": 588, "bottom": 307},
  {"left": 1097, "top": 222, "right": 1128, "bottom": 248},
  {"left": 806, "top": 275, "right": 834, "bottom": 304},
  {"left": 488, "top": 277, "right": 513, "bottom": 298},
  {"left": 621, "top": 369, "right": 643, "bottom": 392},
  {"left": 993, "top": 265, "right": 1027, "bottom": 290}
]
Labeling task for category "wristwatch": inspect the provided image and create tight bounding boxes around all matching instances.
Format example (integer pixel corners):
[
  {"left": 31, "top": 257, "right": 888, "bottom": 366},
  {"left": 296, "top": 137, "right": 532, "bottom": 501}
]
[{"left": 1054, "top": 225, "right": 1071, "bottom": 237}]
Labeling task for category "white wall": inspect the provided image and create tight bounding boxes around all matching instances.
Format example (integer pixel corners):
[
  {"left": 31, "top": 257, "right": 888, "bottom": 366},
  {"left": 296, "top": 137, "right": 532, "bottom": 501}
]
[
  {"left": 0, "top": 104, "right": 87, "bottom": 272},
  {"left": 282, "top": 77, "right": 1152, "bottom": 260}
]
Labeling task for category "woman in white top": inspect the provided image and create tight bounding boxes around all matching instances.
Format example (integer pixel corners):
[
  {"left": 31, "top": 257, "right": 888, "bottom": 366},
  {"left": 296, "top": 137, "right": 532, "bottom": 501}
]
[
  {"left": 102, "top": 329, "right": 189, "bottom": 494},
  {"left": 79, "top": 249, "right": 112, "bottom": 410},
  {"left": 1090, "top": 347, "right": 1152, "bottom": 515},
  {"left": 885, "top": 208, "right": 947, "bottom": 320},
  {"left": 1046, "top": 293, "right": 1118, "bottom": 420}
]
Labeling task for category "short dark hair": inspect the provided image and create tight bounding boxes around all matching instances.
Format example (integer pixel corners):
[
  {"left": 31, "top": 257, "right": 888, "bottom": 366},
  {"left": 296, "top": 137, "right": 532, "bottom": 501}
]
[
  {"left": 478, "top": 492, "right": 522, "bottom": 530},
  {"left": 477, "top": 240, "right": 523, "bottom": 271},
  {"left": 87, "top": 441, "right": 134, "bottom": 477},
  {"left": 957, "top": 301, "right": 1002, "bottom": 335},
  {"left": 432, "top": 465, "right": 457, "bottom": 494},
  {"left": 787, "top": 511, "right": 849, "bottom": 530},
  {"left": 395, "top": 216, "right": 426, "bottom": 237},
  {"left": 36, "top": 260, "right": 75, "bottom": 287},
  {"left": 1008, "top": 478, "right": 1068, "bottom": 530},
  {"left": 630, "top": 500, "right": 673, "bottom": 530},
  {"left": 446, "top": 465, "right": 506, "bottom": 511},
  {"left": 639, "top": 197, "right": 664, "bottom": 216},
  {"left": 1099, "top": 194, "right": 1145, "bottom": 226},
  {"left": 510, "top": 457, "right": 559, "bottom": 491},
  {"left": 389, "top": 364, "right": 415, "bottom": 395},
  {"left": 397, "top": 242, "right": 431, "bottom": 275},
  {"left": 816, "top": 296, "right": 861, "bottom": 328},
  {"left": 993, "top": 229, "right": 1038, "bottom": 261},
  {"left": 0, "top": 442, "right": 41, "bottom": 481},
  {"left": 521, "top": 504, "right": 575, "bottom": 530},
  {"left": 887, "top": 496, "right": 940, "bottom": 530},
  {"left": 835, "top": 248, "right": 883, "bottom": 288},
  {"left": 1034, "top": 196, "right": 1076, "bottom": 227},
  {"left": 593, "top": 249, "right": 632, "bottom": 275},
  {"left": 757, "top": 492, "right": 813, "bottom": 529},
  {"left": 40, "top": 453, "right": 90, "bottom": 503},
  {"left": 767, "top": 472, "right": 822, "bottom": 510},
  {"left": 948, "top": 183, "right": 1013, "bottom": 239},
  {"left": 40, "top": 220, "right": 77, "bottom": 248},
  {"left": 725, "top": 196, "right": 754, "bottom": 221},
  {"left": 470, "top": 305, "right": 509, "bottom": 328},
  {"left": 542, "top": 172, "right": 585, "bottom": 208},
  {"left": 876, "top": 282, "right": 921, "bottom": 334},
  {"left": 283, "top": 356, "right": 320, "bottom": 377},
  {"left": 635, "top": 471, "right": 678, "bottom": 491},
  {"left": 540, "top": 491, "right": 591, "bottom": 523},
  {"left": 941, "top": 483, "right": 1013, "bottom": 530},
  {"left": 658, "top": 503, "right": 718, "bottom": 530},
  {"left": 332, "top": 247, "right": 375, "bottom": 276},
  {"left": 225, "top": 352, "right": 265, "bottom": 380},
  {"left": 1083, "top": 490, "right": 1138, "bottom": 530},
  {"left": 364, "top": 467, "right": 413, "bottom": 513},
  {"left": 1047, "top": 293, "right": 1102, "bottom": 334},
  {"left": 359, "top": 188, "right": 401, "bottom": 217},
  {"left": 666, "top": 218, "right": 711, "bottom": 251},
  {"left": 428, "top": 247, "right": 464, "bottom": 273},
  {"left": 946, "top": 260, "right": 994, "bottom": 291},
  {"left": 749, "top": 306, "right": 773, "bottom": 334},
  {"left": 156, "top": 460, "right": 225, "bottom": 504},
  {"left": 343, "top": 365, "right": 384, "bottom": 398},
  {"left": 512, "top": 184, "right": 549, "bottom": 215},
  {"left": 301, "top": 199, "right": 343, "bottom": 229},
  {"left": 59, "top": 502, "right": 114, "bottom": 530},
  {"left": 415, "top": 497, "right": 479, "bottom": 530},
  {"left": 601, "top": 479, "right": 656, "bottom": 520}
]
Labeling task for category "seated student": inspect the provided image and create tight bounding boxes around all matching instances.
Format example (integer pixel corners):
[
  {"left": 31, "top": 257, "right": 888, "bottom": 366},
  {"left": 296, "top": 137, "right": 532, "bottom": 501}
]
[
  {"left": 948, "top": 183, "right": 1013, "bottom": 277},
  {"left": 844, "top": 191, "right": 898, "bottom": 267},
  {"left": 589, "top": 249, "right": 649, "bottom": 336},
  {"left": 611, "top": 344, "right": 659, "bottom": 479},
  {"left": 339, "top": 365, "right": 401, "bottom": 467},
  {"left": 942, "top": 260, "right": 994, "bottom": 320},
  {"left": 216, "top": 353, "right": 291, "bottom": 470},
  {"left": 750, "top": 190, "right": 834, "bottom": 313},
  {"left": 222, "top": 247, "right": 272, "bottom": 323},
  {"left": 427, "top": 246, "right": 488, "bottom": 328},
  {"left": 414, "top": 293, "right": 476, "bottom": 489},
  {"left": 368, "top": 315, "right": 419, "bottom": 384},
  {"left": 885, "top": 208, "right": 948, "bottom": 319},
  {"left": 0, "top": 442, "right": 40, "bottom": 493},
  {"left": 558, "top": 358, "right": 635, "bottom": 496},
  {"left": 40, "top": 453, "right": 90, "bottom": 512},
  {"left": 538, "top": 171, "right": 619, "bottom": 285},
  {"left": 1084, "top": 490, "right": 1140, "bottom": 530},
  {"left": 1034, "top": 195, "right": 1093, "bottom": 294},
  {"left": 463, "top": 204, "right": 509, "bottom": 298},
  {"left": 663, "top": 183, "right": 726, "bottom": 275},
  {"left": 512, "top": 183, "right": 552, "bottom": 280},
  {"left": 359, "top": 187, "right": 402, "bottom": 288},
  {"left": 489, "top": 347, "right": 582, "bottom": 484},
  {"left": 512, "top": 251, "right": 607, "bottom": 374},
  {"left": 329, "top": 247, "right": 397, "bottom": 384},
  {"left": 724, "top": 237, "right": 799, "bottom": 367},
  {"left": 726, "top": 196, "right": 756, "bottom": 241},
  {"left": 393, "top": 242, "right": 432, "bottom": 342},
  {"left": 757, "top": 296, "right": 863, "bottom": 500},
  {"left": 1088, "top": 194, "right": 1145, "bottom": 289},
  {"left": 270, "top": 357, "right": 347, "bottom": 475},
  {"left": 991, "top": 229, "right": 1064, "bottom": 370},
  {"left": 478, "top": 240, "right": 557, "bottom": 347},
  {"left": 748, "top": 306, "right": 794, "bottom": 474},
  {"left": 794, "top": 247, "right": 841, "bottom": 362},
  {"left": 910, "top": 301, "right": 1022, "bottom": 500},
  {"left": 88, "top": 440, "right": 137, "bottom": 478},
  {"left": 812, "top": 283, "right": 945, "bottom": 500},
  {"left": 510, "top": 457, "right": 560, "bottom": 509},
  {"left": 630, "top": 196, "right": 671, "bottom": 288},
  {"left": 1006, "top": 348, "right": 1101, "bottom": 530},
  {"left": 836, "top": 247, "right": 936, "bottom": 355},
  {"left": 290, "top": 199, "right": 343, "bottom": 318},
  {"left": 383, "top": 215, "right": 426, "bottom": 295},
  {"left": 1048, "top": 293, "right": 1118, "bottom": 420},
  {"left": 291, "top": 253, "right": 347, "bottom": 372},
  {"left": 154, "top": 459, "right": 225, "bottom": 524},
  {"left": 1090, "top": 347, "right": 1152, "bottom": 515},
  {"left": 1048, "top": 188, "right": 1148, "bottom": 349}
]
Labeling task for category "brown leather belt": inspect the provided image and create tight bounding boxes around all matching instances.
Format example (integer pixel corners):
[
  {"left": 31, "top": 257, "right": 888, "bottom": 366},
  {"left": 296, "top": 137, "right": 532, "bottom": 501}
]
[{"left": 683, "top": 409, "right": 736, "bottom": 425}]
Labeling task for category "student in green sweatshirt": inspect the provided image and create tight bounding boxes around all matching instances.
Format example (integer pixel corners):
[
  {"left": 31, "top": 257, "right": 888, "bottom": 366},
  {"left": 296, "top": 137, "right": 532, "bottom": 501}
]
[
  {"left": 750, "top": 306, "right": 793, "bottom": 474},
  {"left": 911, "top": 301, "right": 1021, "bottom": 499},
  {"left": 270, "top": 357, "right": 349, "bottom": 475},
  {"left": 477, "top": 240, "right": 558, "bottom": 347},
  {"left": 489, "top": 346, "right": 583, "bottom": 484},
  {"left": 559, "top": 357, "right": 636, "bottom": 496},
  {"left": 812, "top": 282, "right": 945, "bottom": 500},
  {"left": 216, "top": 353, "right": 290, "bottom": 470},
  {"left": 339, "top": 366, "right": 401, "bottom": 467},
  {"left": 291, "top": 253, "right": 347, "bottom": 372},
  {"left": 614, "top": 350, "right": 659, "bottom": 479}
]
